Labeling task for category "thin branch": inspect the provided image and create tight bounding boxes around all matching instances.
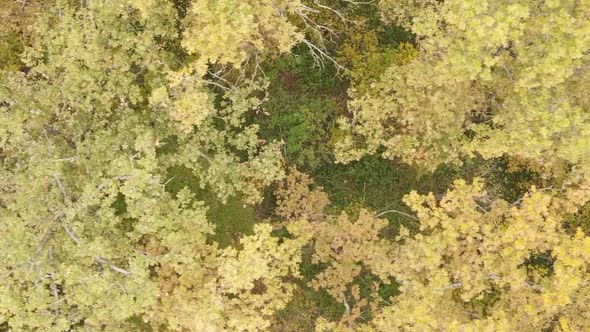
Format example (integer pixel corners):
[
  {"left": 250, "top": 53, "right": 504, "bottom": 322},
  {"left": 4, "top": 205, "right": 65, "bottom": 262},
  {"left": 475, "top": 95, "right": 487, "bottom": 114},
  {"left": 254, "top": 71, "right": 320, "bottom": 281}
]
[
  {"left": 296, "top": 9, "right": 337, "bottom": 44},
  {"left": 48, "top": 246, "right": 60, "bottom": 316},
  {"left": 502, "top": 63, "right": 513, "bottom": 82},
  {"left": 313, "top": 1, "right": 351, "bottom": 26},
  {"left": 204, "top": 80, "right": 230, "bottom": 91},
  {"left": 51, "top": 157, "right": 77, "bottom": 162},
  {"left": 340, "top": 0, "right": 375, "bottom": 4},
  {"left": 511, "top": 186, "right": 562, "bottom": 206},
  {"left": 53, "top": 173, "right": 69, "bottom": 205},
  {"left": 445, "top": 282, "right": 463, "bottom": 290},
  {"left": 64, "top": 226, "right": 131, "bottom": 276},
  {"left": 474, "top": 202, "right": 488, "bottom": 213},
  {"left": 162, "top": 176, "right": 176, "bottom": 188},
  {"left": 296, "top": 3, "right": 321, "bottom": 14},
  {"left": 342, "top": 293, "right": 351, "bottom": 316},
  {"left": 235, "top": 53, "right": 253, "bottom": 84},
  {"left": 44, "top": 130, "right": 54, "bottom": 156},
  {"left": 375, "top": 209, "right": 419, "bottom": 221},
  {"left": 207, "top": 69, "right": 235, "bottom": 88},
  {"left": 254, "top": 52, "right": 266, "bottom": 80},
  {"left": 31, "top": 207, "right": 67, "bottom": 262},
  {"left": 63, "top": 225, "right": 81, "bottom": 245},
  {"left": 301, "top": 39, "right": 350, "bottom": 73},
  {"left": 26, "top": 176, "right": 132, "bottom": 269},
  {"left": 443, "top": 275, "right": 544, "bottom": 291},
  {"left": 94, "top": 256, "right": 130, "bottom": 276},
  {"left": 198, "top": 150, "right": 213, "bottom": 163},
  {"left": 52, "top": 173, "right": 83, "bottom": 245},
  {"left": 110, "top": 265, "right": 131, "bottom": 276}
]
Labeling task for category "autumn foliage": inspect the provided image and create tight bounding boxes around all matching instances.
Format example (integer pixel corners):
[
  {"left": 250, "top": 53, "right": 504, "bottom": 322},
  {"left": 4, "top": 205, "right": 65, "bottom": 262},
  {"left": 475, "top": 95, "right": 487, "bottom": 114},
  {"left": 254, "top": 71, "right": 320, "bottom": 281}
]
[{"left": 1, "top": 0, "right": 590, "bottom": 331}]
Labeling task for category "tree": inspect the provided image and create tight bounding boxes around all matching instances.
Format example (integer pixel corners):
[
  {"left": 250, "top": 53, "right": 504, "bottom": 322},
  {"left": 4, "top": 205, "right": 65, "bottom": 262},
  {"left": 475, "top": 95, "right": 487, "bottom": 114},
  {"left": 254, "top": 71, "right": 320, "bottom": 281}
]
[
  {"left": 303, "top": 178, "right": 590, "bottom": 331},
  {"left": 367, "top": 178, "right": 590, "bottom": 331},
  {"left": 0, "top": 0, "right": 304, "bottom": 329},
  {"left": 273, "top": 168, "right": 590, "bottom": 330},
  {"left": 181, "top": 0, "right": 304, "bottom": 67},
  {"left": 275, "top": 169, "right": 396, "bottom": 327},
  {"left": 336, "top": 0, "right": 590, "bottom": 179},
  {"left": 274, "top": 167, "right": 330, "bottom": 221},
  {"left": 3, "top": 0, "right": 590, "bottom": 330},
  {"left": 0, "top": 0, "right": 52, "bottom": 71},
  {"left": 145, "top": 219, "right": 309, "bottom": 331}
]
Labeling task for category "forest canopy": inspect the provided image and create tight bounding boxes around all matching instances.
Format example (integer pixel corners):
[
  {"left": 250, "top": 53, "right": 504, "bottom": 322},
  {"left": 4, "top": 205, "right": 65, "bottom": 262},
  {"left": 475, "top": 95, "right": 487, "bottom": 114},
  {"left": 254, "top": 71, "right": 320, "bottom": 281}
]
[{"left": 1, "top": 0, "right": 590, "bottom": 331}]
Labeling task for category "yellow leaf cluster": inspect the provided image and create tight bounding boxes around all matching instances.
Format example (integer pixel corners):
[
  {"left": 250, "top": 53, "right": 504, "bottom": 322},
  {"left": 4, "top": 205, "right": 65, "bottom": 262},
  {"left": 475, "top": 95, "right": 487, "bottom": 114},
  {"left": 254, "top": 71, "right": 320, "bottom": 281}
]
[
  {"left": 182, "top": 0, "right": 303, "bottom": 66},
  {"left": 339, "top": 0, "right": 590, "bottom": 180},
  {"left": 367, "top": 179, "right": 590, "bottom": 331}
]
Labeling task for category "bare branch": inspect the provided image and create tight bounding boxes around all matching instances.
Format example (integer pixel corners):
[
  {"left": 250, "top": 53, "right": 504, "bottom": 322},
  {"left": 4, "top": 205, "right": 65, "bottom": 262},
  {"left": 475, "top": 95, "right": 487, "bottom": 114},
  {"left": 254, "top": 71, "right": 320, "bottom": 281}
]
[
  {"left": 502, "top": 63, "right": 513, "bottom": 82},
  {"left": 474, "top": 202, "right": 488, "bottom": 213},
  {"left": 375, "top": 209, "right": 419, "bottom": 221},
  {"left": 53, "top": 172, "right": 69, "bottom": 205},
  {"left": 198, "top": 150, "right": 213, "bottom": 163},
  {"left": 44, "top": 130, "right": 54, "bottom": 156},
  {"left": 301, "top": 39, "right": 350, "bottom": 73},
  {"left": 60, "top": 226, "right": 130, "bottom": 276},
  {"left": 313, "top": 0, "right": 352, "bottom": 26},
  {"left": 110, "top": 265, "right": 131, "bottom": 276},
  {"left": 63, "top": 225, "right": 81, "bottom": 245},
  {"left": 295, "top": 8, "right": 338, "bottom": 44},
  {"left": 207, "top": 69, "right": 235, "bottom": 88},
  {"left": 162, "top": 176, "right": 176, "bottom": 188},
  {"left": 443, "top": 275, "right": 545, "bottom": 291},
  {"left": 51, "top": 157, "right": 77, "bottom": 162},
  {"left": 204, "top": 80, "right": 230, "bottom": 91},
  {"left": 48, "top": 246, "right": 60, "bottom": 316},
  {"left": 94, "top": 256, "right": 131, "bottom": 276},
  {"left": 342, "top": 293, "right": 351, "bottom": 316},
  {"left": 340, "top": 0, "right": 375, "bottom": 4}
]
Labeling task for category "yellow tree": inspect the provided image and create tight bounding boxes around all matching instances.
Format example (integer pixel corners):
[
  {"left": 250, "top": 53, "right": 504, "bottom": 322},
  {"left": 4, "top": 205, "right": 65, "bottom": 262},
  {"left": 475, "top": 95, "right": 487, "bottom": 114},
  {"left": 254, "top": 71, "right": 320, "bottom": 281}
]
[
  {"left": 337, "top": 0, "right": 590, "bottom": 179},
  {"left": 275, "top": 169, "right": 397, "bottom": 327},
  {"left": 0, "top": 0, "right": 53, "bottom": 71},
  {"left": 0, "top": 0, "right": 307, "bottom": 330},
  {"left": 366, "top": 179, "right": 590, "bottom": 331},
  {"left": 309, "top": 178, "right": 590, "bottom": 331}
]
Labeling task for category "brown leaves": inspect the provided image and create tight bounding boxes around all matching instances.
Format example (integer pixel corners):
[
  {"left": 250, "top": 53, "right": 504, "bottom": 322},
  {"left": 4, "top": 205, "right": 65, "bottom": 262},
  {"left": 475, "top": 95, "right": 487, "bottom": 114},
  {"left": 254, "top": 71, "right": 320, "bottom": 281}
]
[{"left": 274, "top": 167, "right": 330, "bottom": 221}]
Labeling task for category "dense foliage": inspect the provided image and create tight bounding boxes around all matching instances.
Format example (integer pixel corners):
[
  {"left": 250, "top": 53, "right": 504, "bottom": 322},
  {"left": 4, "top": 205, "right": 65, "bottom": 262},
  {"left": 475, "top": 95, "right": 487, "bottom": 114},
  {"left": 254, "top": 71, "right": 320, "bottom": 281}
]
[
  {"left": 338, "top": 0, "right": 590, "bottom": 179},
  {"left": 1, "top": 0, "right": 589, "bottom": 331}
]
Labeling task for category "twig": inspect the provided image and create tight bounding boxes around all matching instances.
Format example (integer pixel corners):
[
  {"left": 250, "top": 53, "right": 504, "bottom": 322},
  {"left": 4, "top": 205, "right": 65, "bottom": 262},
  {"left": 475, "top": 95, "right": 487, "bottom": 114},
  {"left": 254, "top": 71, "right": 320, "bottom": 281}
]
[
  {"left": 340, "top": 0, "right": 375, "bottom": 4},
  {"left": 94, "top": 256, "right": 131, "bottom": 276},
  {"left": 162, "top": 176, "right": 176, "bottom": 188},
  {"left": 53, "top": 173, "right": 69, "bottom": 205},
  {"left": 204, "top": 80, "right": 230, "bottom": 91},
  {"left": 342, "top": 293, "right": 351, "bottom": 316},
  {"left": 375, "top": 209, "right": 419, "bottom": 221},
  {"left": 63, "top": 225, "right": 81, "bottom": 245},
  {"left": 301, "top": 39, "right": 350, "bottom": 73},
  {"left": 51, "top": 157, "right": 77, "bottom": 162},
  {"left": 48, "top": 246, "right": 60, "bottom": 316},
  {"left": 313, "top": 1, "right": 351, "bottom": 25}
]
